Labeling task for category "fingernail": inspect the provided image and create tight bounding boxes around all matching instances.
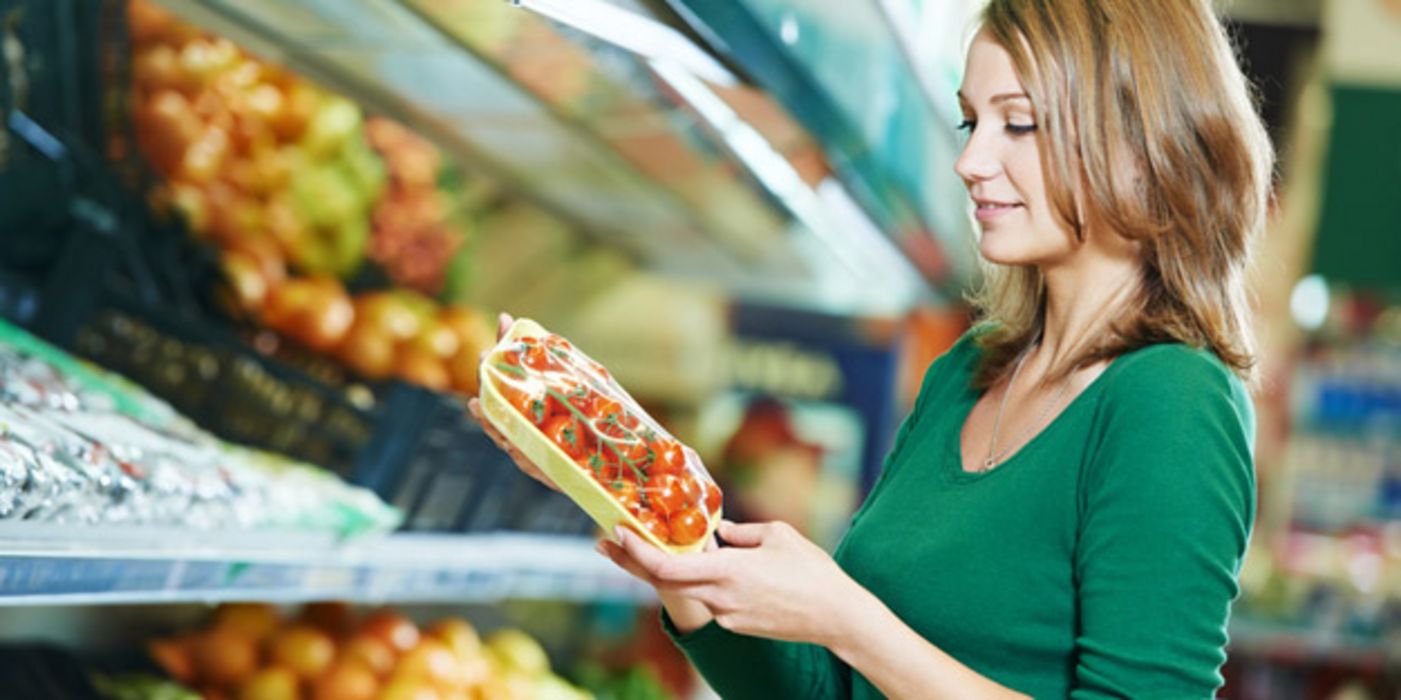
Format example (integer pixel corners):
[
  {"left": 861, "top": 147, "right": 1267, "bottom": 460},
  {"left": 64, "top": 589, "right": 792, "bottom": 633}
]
[
  {"left": 593, "top": 541, "right": 607, "bottom": 556},
  {"left": 613, "top": 526, "right": 625, "bottom": 544}
]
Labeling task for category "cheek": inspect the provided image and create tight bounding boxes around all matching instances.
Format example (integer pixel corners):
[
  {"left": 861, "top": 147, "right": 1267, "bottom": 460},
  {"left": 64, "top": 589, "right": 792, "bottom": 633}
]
[
  {"left": 1006, "top": 142, "right": 1047, "bottom": 207},
  {"left": 1009, "top": 143, "right": 1078, "bottom": 243}
]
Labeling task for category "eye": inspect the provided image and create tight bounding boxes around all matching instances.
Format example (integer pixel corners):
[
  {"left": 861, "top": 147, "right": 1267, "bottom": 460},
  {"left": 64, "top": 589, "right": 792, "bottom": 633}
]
[
  {"left": 956, "top": 119, "right": 976, "bottom": 132},
  {"left": 1006, "top": 123, "right": 1038, "bottom": 135}
]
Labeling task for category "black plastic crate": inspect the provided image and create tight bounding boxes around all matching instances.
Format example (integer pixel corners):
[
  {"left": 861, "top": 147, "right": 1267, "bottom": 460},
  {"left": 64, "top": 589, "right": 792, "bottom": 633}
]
[
  {"left": 354, "top": 388, "right": 593, "bottom": 536},
  {"left": 0, "top": 644, "right": 108, "bottom": 699},
  {"left": 1, "top": 0, "right": 127, "bottom": 241}
]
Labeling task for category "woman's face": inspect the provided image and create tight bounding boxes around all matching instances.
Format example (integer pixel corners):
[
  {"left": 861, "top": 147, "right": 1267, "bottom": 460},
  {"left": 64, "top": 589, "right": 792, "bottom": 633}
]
[{"left": 955, "top": 30, "right": 1077, "bottom": 266}]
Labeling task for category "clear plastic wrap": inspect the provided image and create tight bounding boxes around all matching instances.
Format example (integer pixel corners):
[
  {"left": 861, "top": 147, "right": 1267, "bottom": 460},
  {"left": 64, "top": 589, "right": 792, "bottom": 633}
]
[{"left": 478, "top": 318, "right": 722, "bottom": 553}]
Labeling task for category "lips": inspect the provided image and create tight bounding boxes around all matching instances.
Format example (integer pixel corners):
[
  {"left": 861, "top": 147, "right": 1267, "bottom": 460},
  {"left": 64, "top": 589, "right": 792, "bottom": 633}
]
[{"left": 972, "top": 198, "right": 1023, "bottom": 221}]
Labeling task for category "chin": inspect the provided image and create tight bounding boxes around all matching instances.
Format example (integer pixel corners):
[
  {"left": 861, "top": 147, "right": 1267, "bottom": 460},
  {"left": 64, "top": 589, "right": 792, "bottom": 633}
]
[
  {"left": 977, "top": 229, "right": 1072, "bottom": 268},
  {"left": 977, "top": 236, "right": 1037, "bottom": 266}
]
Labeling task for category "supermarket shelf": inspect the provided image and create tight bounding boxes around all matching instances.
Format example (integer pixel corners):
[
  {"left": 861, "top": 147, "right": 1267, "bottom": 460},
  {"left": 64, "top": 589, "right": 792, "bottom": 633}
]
[{"left": 0, "top": 523, "right": 654, "bottom": 606}]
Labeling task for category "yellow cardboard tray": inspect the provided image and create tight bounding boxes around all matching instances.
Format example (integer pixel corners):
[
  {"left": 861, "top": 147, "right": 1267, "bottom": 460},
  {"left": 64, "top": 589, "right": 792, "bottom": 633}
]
[{"left": 477, "top": 318, "right": 717, "bottom": 554}]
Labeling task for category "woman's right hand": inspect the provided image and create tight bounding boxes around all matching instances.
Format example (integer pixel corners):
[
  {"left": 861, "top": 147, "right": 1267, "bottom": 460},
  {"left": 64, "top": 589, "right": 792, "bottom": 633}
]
[{"left": 465, "top": 312, "right": 562, "bottom": 494}]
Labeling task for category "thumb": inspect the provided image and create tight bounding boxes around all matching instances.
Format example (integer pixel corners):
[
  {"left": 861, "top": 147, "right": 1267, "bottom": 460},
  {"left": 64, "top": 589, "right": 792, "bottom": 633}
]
[
  {"left": 496, "top": 312, "right": 515, "bottom": 341},
  {"left": 716, "top": 520, "right": 769, "bottom": 548}
]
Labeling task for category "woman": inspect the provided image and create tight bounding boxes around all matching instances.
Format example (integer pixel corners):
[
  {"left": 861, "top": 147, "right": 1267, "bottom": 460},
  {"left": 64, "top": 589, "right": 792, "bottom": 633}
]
[{"left": 469, "top": 0, "right": 1273, "bottom": 695}]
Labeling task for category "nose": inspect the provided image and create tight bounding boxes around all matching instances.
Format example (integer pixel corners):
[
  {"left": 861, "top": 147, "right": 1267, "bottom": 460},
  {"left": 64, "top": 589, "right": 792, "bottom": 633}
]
[{"left": 953, "top": 130, "right": 1001, "bottom": 185}]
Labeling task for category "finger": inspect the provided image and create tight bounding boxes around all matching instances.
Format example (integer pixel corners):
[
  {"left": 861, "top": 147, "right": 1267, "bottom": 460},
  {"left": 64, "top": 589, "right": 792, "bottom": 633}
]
[
  {"left": 667, "top": 582, "right": 725, "bottom": 610},
  {"left": 468, "top": 407, "right": 562, "bottom": 493},
  {"left": 716, "top": 520, "right": 770, "bottom": 548},
  {"left": 617, "top": 527, "right": 726, "bottom": 583},
  {"left": 524, "top": 468, "right": 561, "bottom": 493},
  {"left": 473, "top": 415, "right": 514, "bottom": 453},
  {"left": 496, "top": 312, "right": 514, "bottom": 341},
  {"left": 597, "top": 540, "right": 661, "bottom": 585},
  {"left": 681, "top": 445, "right": 705, "bottom": 469},
  {"left": 482, "top": 423, "right": 511, "bottom": 450},
  {"left": 480, "top": 424, "right": 513, "bottom": 453},
  {"left": 468, "top": 402, "right": 511, "bottom": 448},
  {"left": 599, "top": 543, "right": 722, "bottom": 609}
]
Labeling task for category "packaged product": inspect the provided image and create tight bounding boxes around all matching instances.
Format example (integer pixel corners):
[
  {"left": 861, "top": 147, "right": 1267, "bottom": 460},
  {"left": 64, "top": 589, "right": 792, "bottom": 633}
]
[{"left": 478, "top": 319, "right": 722, "bottom": 552}]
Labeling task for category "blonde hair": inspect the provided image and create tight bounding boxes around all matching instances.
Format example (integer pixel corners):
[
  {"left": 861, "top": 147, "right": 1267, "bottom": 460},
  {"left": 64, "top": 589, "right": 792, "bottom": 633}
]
[{"left": 969, "top": 0, "right": 1275, "bottom": 388}]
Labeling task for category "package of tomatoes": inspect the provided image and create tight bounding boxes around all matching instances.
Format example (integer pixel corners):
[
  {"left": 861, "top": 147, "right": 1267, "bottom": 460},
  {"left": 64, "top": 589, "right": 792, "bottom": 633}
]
[{"left": 477, "top": 319, "right": 722, "bottom": 553}]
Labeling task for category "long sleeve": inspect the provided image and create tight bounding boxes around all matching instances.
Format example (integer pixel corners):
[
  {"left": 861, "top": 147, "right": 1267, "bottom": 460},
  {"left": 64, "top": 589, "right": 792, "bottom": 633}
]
[
  {"left": 658, "top": 334, "right": 973, "bottom": 699},
  {"left": 662, "top": 612, "right": 851, "bottom": 699},
  {"left": 658, "top": 396, "right": 924, "bottom": 700},
  {"left": 1071, "top": 347, "right": 1256, "bottom": 698}
]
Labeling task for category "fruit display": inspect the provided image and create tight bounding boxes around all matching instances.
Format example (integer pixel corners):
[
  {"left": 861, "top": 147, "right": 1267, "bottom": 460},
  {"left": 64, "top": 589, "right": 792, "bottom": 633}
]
[
  {"left": 147, "top": 603, "right": 593, "bottom": 700},
  {"left": 130, "top": 1, "right": 384, "bottom": 280},
  {"left": 365, "top": 117, "right": 467, "bottom": 297},
  {"left": 477, "top": 319, "right": 722, "bottom": 553},
  {"left": 0, "top": 318, "right": 398, "bottom": 534},
  {"left": 125, "top": 1, "right": 499, "bottom": 395}
]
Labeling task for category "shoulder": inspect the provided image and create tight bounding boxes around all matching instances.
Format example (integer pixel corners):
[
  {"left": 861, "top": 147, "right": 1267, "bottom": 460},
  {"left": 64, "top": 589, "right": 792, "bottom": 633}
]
[
  {"left": 1079, "top": 344, "right": 1258, "bottom": 542},
  {"left": 1099, "top": 343, "right": 1253, "bottom": 431},
  {"left": 1085, "top": 343, "right": 1257, "bottom": 493},
  {"left": 947, "top": 324, "right": 992, "bottom": 365}
]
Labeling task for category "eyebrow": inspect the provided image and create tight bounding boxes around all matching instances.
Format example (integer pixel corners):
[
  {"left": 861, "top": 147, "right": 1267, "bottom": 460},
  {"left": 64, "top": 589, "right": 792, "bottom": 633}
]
[{"left": 956, "top": 91, "right": 1031, "bottom": 105}]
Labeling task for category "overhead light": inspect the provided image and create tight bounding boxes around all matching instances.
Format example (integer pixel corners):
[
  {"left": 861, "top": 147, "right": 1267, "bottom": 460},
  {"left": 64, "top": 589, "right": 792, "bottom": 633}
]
[
  {"left": 511, "top": 0, "right": 737, "bottom": 87},
  {"left": 779, "top": 12, "right": 800, "bottom": 45}
]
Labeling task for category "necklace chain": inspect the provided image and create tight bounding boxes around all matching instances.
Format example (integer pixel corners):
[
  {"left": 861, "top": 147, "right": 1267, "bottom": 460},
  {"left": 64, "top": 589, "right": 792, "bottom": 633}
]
[{"left": 981, "top": 346, "right": 1074, "bottom": 472}]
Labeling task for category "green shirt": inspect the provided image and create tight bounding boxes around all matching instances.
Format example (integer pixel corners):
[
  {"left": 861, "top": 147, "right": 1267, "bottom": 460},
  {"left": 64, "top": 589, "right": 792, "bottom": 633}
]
[{"left": 666, "top": 331, "right": 1256, "bottom": 698}]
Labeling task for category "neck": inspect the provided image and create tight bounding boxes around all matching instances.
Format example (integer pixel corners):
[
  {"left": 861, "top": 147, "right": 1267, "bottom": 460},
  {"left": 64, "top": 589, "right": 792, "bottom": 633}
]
[{"left": 1038, "top": 253, "right": 1139, "bottom": 368}]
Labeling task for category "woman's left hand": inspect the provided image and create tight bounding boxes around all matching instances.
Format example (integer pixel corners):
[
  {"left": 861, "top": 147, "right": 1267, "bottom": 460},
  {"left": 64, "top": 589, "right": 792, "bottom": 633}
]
[{"left": 599, "top": 520, "right": 867, "bottom": 647}]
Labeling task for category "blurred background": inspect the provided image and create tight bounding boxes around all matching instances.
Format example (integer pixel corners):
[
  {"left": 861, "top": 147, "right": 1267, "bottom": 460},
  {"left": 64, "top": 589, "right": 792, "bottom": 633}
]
[{"left": 0, "top": 0, "right": 1395, "bottom": 698}]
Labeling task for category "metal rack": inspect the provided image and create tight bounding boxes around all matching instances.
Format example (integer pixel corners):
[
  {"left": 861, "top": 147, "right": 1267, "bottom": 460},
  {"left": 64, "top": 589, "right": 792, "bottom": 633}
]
[{"left": 0, "top": 523, "right": 652, "bottom": 606}]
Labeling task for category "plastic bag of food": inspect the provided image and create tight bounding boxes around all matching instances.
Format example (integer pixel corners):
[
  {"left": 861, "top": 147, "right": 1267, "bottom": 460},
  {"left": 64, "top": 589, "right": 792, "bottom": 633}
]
[{"left": 477, "top": 319, "right": 722, "bottom": 553}]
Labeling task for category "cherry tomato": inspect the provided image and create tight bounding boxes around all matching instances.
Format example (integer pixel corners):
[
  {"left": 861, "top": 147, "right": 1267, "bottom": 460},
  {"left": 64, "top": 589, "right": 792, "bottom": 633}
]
[
  {"left": 576, "top": 450, "right": 609, "bottom": 480},
  {"left": 585, "top": 358, "right": 612, "bottom": 383},
  {"left": 595, "top": 439, "right": 640, "bottom": 481},
  {"left": 634, "top": 509, "right": 670, "bottom": 542},
  {"left": 544, "top": 334, "right": 574, "bottom": 353},
  {"left": 703, "top": 480, "right": 722, "bottom": 515},
  {"left": 543, "top": 415, "right": 587, "bottom": 460},
  {"left": 651, "top": 439, "right": 686, "bottom": 474},
  {"left": 592, "top": 395, "right": 623, "bottom": 422},
  {"left": 668, "top": 506, "right": 708, "bottom": 546},
  {"left": 500, "top": 346, "right": 523, "bottom": 367},
  {"left": 522, "top": 343, "right": 562, "bottom": 372},
  {"left": 546, "top": 375, "right": 589, "bottom": 417},
  {"left": 618, "top": 412, "right": 641, "bottom": 431},
  {"left": 500, "top": 383, "right": 549, "bottom": 426},
  {"left": 603, "top": 479, "right": 641, "bottom": 514},
  {"left": 645, "top": 472, "right": 694, "bottom": 517},
  {"left": 595, "top": 411, "right": 630, "bottom": 440},
  {"left": 621, "top": 440, "right": 655, "bottom": 472}
]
